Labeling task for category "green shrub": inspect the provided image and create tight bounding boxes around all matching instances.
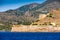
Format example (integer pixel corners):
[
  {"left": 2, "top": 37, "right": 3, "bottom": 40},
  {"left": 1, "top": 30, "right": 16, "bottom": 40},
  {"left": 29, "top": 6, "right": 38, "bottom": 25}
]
[
  {"left": 0, "top": 22, "right": 12, "bottom": 31},
  {"left": 35, "top": 20, "right": 40, "bottom": 22},
  {"left": 22, "top": 22, "right": 31, "bottom": 25},
  {"left": 32, "top": 23, "right": 37, "bottom": 25}
]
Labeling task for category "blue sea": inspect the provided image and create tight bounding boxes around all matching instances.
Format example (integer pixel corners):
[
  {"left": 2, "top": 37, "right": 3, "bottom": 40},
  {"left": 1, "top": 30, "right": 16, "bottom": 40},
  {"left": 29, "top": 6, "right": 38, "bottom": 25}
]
[{"left": 0, "top": 32, "right": 60, "bottom": 40}]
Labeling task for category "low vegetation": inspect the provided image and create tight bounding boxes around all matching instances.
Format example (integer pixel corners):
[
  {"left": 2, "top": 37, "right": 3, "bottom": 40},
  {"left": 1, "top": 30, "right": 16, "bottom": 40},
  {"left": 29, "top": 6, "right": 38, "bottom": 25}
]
[{"left": 0, "top": 22, "right": 12, "bottom": 31}]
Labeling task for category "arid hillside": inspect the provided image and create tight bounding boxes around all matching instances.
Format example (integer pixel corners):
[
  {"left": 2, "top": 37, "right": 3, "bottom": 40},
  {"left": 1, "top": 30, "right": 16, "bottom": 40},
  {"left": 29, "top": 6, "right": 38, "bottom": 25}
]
[
  {"left": 11, "top": 9, "right": 60, "bottom": 32},
  {"left": 0, "top": 0, "right": 60, "bottom": 32},
  {"left": 36, "top": 9, "right": 60, "bottom": 26}
]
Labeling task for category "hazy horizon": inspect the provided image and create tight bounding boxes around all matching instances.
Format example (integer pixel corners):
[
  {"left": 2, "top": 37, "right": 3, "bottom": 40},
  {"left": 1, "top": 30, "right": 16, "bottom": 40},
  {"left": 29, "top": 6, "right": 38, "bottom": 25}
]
[{"left": 0, "top": 0, "right": 46, "bottom": 12}]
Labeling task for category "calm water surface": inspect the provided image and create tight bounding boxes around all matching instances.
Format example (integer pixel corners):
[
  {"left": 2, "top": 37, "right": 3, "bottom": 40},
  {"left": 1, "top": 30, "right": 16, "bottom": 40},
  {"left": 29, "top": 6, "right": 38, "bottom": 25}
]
[{"left": 0, "top": 32, "right": 60, "bottom": 40}]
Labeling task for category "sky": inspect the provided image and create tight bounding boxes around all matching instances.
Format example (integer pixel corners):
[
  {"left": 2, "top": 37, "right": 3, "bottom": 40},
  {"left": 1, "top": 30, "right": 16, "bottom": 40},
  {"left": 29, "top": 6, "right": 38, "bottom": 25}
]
[{"left": 0, "top": 0, "right": 46, "bottom": 12}]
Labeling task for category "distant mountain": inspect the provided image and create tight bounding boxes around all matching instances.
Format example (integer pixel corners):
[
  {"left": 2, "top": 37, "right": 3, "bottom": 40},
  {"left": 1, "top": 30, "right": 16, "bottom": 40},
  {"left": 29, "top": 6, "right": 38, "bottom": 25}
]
[
  {"left": 16, "top": 3, "right": 39, "bottom": 12},
  {"left": 5, "top": 3, "right": 39, "bottom": 16},
  {"left": 0, "top": 0, "right": 60, "bottom": 31},
  {"left": 0, "top": 0, "right": 60, "bottom": 25},
  {"left": 5, "top": 0, "right": 60, "bottom": 15},
  {"left": 32, "top": 0, "right": 60, "bottom": 11}
]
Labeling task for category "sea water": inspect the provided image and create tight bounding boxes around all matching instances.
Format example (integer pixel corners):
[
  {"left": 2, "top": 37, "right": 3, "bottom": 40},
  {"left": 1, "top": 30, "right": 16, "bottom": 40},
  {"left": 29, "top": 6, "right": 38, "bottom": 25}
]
[{"left": 0, "top": 32, "right": 60, "bottom": 40}]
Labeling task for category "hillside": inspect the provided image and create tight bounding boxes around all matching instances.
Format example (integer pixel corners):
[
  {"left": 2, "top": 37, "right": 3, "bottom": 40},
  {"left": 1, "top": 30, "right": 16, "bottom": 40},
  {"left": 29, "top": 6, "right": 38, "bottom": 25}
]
[
  {"left": 32, "top": 8, "right": 60, "bottom": 27},
  {"left": 0, "top": 0, "right": 60, "bottom": 31},
  {"left": 11, "top": 9, "right": 60, "bottom": 32},
  {"left": 1, "top": 0, "right": 60, "bottom": 24}
]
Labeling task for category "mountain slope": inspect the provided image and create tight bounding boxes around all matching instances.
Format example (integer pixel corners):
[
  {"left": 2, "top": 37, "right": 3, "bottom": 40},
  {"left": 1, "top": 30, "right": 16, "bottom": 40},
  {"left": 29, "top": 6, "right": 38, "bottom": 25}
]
[
  {"left": 31, "top": 0, "right": 60, "bottom": 11},
  {"left": 33, "top": 8, "right": 60, "bottom": 26},
  {"left": 0, "top": 0, "right": 60, "bottom": 31},
  {"left": 0, "top": 0, "right": 60, "bottom": 25},
  {"left": 5, "top": 0, "right": 60, "bottom": 16}
]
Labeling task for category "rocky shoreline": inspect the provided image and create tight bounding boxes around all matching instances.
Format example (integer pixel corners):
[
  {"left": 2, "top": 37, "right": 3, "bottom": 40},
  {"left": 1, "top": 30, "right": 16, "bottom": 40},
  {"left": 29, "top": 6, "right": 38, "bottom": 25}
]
[{"left": 11, "top": 25, "right": 60, "bottom": 32}]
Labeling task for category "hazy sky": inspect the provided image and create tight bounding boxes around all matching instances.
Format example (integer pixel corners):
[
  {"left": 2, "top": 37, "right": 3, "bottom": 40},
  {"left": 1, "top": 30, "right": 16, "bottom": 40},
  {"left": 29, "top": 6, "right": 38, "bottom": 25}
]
[{"left": 0, "top": 0, "right": 46, "bottom": 12}]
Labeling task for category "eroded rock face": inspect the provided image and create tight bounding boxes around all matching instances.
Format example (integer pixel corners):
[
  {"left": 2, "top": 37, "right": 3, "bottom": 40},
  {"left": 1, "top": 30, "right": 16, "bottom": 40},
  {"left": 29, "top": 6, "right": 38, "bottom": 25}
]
[
  {"left": 39, "top": 14, "right": 47, "bottom": 20},
  {"left": 11, "top": 25, "right": 60, "bottom": 32}
]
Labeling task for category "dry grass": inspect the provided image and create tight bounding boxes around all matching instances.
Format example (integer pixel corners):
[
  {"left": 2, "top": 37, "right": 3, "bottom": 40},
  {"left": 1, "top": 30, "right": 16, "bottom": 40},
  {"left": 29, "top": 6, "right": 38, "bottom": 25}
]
[{"left": 11, "top": 9, "right": 60, "bottom": 32}]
